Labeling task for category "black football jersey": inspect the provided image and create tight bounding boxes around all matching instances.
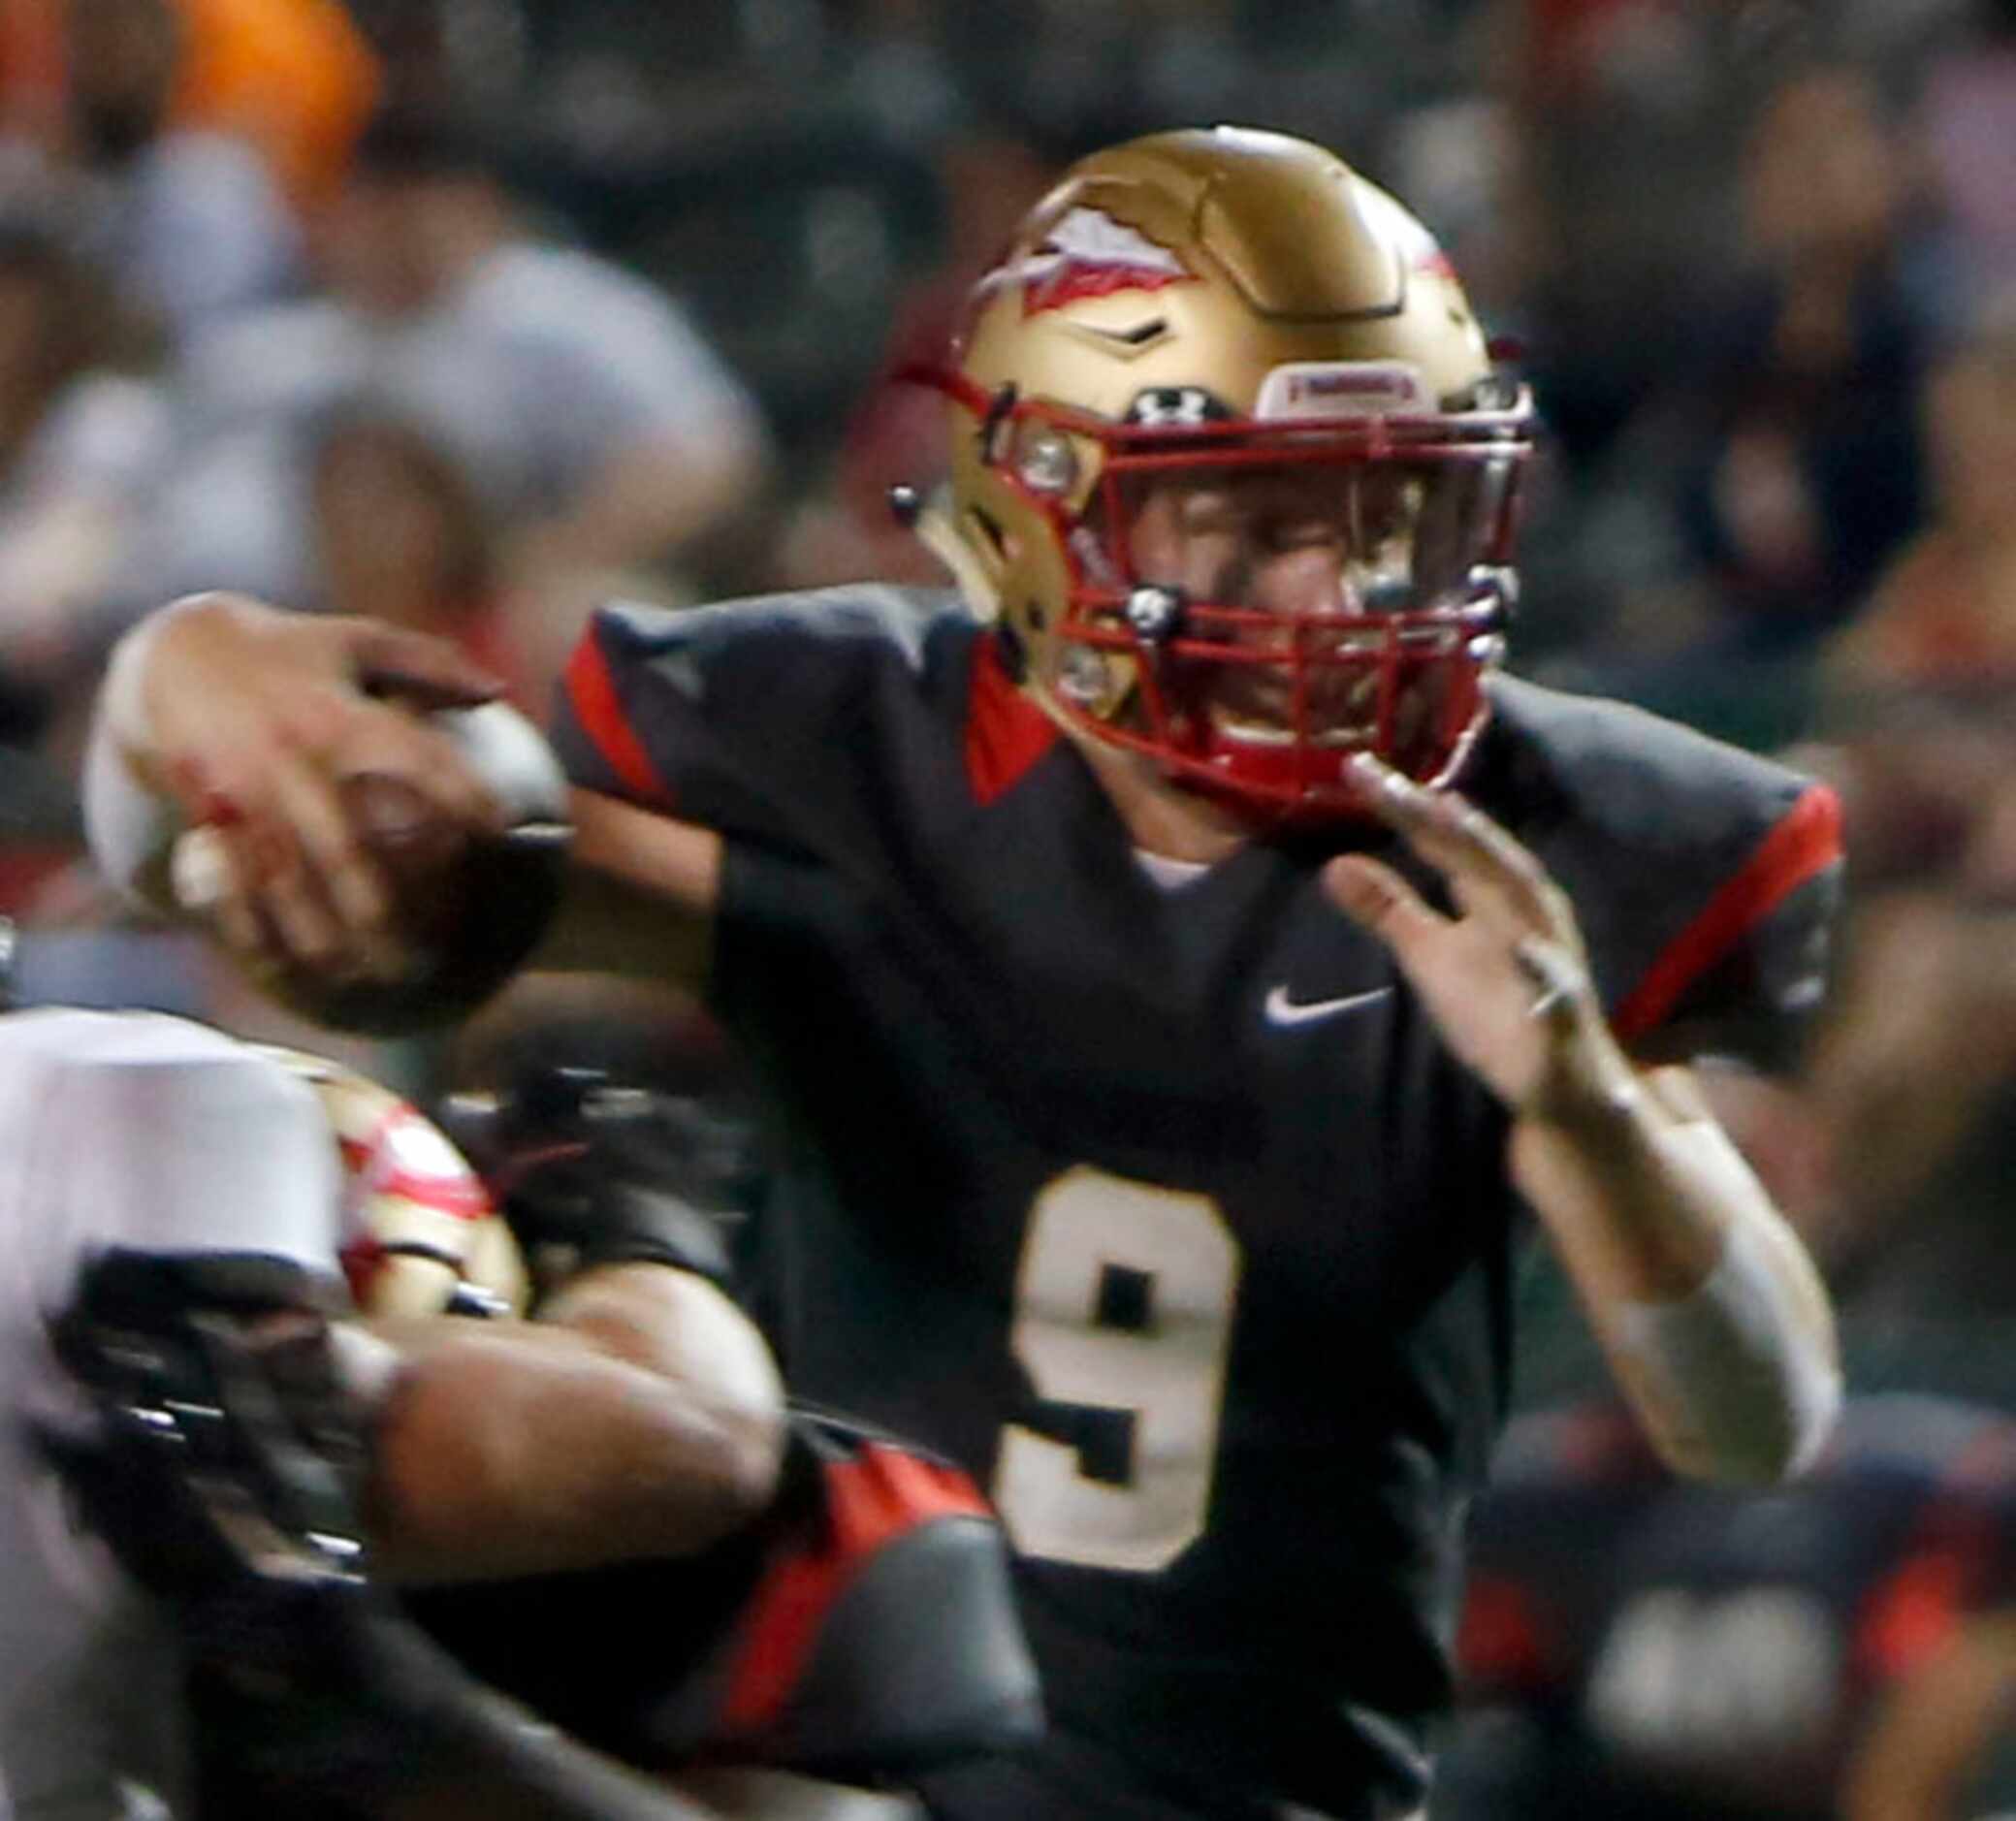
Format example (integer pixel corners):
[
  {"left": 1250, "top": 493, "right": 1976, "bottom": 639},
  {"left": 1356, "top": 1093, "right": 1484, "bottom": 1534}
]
[{"left": 549, "top": 586, "right": 1842, "bottom": 1820}]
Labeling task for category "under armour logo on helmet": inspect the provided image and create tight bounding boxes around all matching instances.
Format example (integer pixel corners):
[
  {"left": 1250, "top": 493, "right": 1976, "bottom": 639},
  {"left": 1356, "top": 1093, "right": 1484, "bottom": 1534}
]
[{"left": 1125, "top": 388, "right": 1230, "bottom": 428}]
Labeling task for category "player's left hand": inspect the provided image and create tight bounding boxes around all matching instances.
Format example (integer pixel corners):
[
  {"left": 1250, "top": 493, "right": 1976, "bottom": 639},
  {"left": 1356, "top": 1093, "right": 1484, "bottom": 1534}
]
[{"left": 1322, "top": 752, "right": 1638, "bottom": 1123}]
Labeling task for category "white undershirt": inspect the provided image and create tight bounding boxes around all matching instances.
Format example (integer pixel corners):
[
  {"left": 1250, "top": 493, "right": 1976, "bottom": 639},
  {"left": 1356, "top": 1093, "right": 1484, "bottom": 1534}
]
[{"left": 1132, "top": 849, "right": 1214, "bottom": 892}]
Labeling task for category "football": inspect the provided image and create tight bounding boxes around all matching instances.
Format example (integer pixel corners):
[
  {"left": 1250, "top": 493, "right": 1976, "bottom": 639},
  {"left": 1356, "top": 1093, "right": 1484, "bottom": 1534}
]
[{"left": 182, "top": 700, "right": 573, "bottom": 1036}]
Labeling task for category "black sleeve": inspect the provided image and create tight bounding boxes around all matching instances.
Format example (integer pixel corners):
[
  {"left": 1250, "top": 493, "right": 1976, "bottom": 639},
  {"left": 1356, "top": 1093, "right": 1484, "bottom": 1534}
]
[
  {"left": 545, "top": 589, "right": 968, "bottom": 859},
  {"left": 1628, "top": 857, "right": 1842, "bottom": 1073},
  {"left": 1491, "top": 682, "right": 1846, "bottom": 1075},
  {"left": 546, "top": 598, "right": 786, "bottom": 835}
]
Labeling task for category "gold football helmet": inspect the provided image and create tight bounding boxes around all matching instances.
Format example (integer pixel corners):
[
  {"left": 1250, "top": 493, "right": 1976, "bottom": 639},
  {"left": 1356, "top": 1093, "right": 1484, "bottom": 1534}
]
[
  {"left": 915, "top": 125, "right": 1533, "bottom": 815},
  {"left": 261, "top": 1044, "right": 530, "bottom": 1320}
]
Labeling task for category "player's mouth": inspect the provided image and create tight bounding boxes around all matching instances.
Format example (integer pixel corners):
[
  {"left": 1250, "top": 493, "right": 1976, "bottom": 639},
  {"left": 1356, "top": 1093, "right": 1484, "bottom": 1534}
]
[{"left": 1192, "top": 646, "right": 1446, "bottom": 759}]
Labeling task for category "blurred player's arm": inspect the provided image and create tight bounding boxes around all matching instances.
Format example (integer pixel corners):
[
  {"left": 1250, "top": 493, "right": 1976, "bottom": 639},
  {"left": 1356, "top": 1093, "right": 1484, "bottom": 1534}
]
[
  {"left": 1843, "top": 1611, "right": 2016, "bottom": 1821},
  {"left": 504, "top": 275, "right": 772, "bottom": 591},
  {"left": 506, "top": 412, "right": 769, "bottom": 593},
  {"left": 1328, "top": 754, "right": 1840, "bottom": 1486},
  {"left": 523, "top": 787, "right": 721, "bottom": 983},
  {"left": 357, "top": 1258, "right": 784, "bottom": 1582}
]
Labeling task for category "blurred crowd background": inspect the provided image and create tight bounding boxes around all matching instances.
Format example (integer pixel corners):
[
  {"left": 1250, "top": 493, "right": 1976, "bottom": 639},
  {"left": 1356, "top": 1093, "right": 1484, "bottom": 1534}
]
[{"left": 3, "top": 0, "right": 2016, "bottom": 1813}]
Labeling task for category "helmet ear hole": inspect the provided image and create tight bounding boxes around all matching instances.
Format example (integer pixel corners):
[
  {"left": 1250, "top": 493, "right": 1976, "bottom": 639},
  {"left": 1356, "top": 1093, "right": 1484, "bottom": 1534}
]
[{"left": 969, "top": 506, "right": 1009, "bottom": 564}]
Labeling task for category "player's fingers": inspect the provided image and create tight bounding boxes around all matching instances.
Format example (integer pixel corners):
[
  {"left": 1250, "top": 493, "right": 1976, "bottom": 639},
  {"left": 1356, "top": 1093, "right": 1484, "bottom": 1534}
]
[
  {"left": 238, "top": 810, "right": 349, "bottom": 968},
  {"left": 267, "top": 751, "right": 391, "bottom": 937},
  {"left": 350, "top": 623, "right": 505, "bottom": 712},
  {"left": 320, "top": 708, "right": 508, "bottom": 837},
  {"left": 169, "top": 826, "right": 266, "bottom": 958},
  {"left": 1322, "top": 852, "right": 1452, "bottom": 961},
  {"left": 1347, "top": 753, "right": 1562, "bottom": 933}
]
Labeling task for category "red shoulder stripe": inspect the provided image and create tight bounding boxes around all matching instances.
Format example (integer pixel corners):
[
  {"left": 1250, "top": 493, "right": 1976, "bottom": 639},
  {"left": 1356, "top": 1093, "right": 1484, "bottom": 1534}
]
[
  {"left": 562, "top": 629, "right": 672, "bottom": 806},
  {"left": 719, "top": 1444, "right": 991, "bottom": 1734},
  {"left": 964, "top": 632, "right": 1058, "bottom": 807},
  {"left": 1613, "top": 783, "right": 1842, "bottom": 1044}
]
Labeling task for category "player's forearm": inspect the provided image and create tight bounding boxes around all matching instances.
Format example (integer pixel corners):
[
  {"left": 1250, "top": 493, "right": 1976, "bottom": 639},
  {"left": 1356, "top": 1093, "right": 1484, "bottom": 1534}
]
[
  {"left": 523, "top": 796, "right": 719, "bottom": 987},
  {"left": 1510, "top": 1067, "right": 1841, "bottom": 1485},
  {"left": 1843, "top": 1616, "right": 2016, "bottom": 1821},
  {"left": 511, "top": 418, "right": 768, "bottom": 581},
  {"left": 357, "top": 1279, "right": 784, "bottom": 1581}
]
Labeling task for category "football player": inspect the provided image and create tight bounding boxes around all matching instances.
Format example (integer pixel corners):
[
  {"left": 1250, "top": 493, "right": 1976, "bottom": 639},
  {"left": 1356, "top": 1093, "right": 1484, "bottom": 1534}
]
[
  {"left": 0, "top": 1001, "right": 784, "bottom": 1819},
  {"left": 1444, "top": 1392, "right": 2016, "bottom": 1821},
  {"left": 84, "top": 126, "right": 1843, "bottom": 1819}
]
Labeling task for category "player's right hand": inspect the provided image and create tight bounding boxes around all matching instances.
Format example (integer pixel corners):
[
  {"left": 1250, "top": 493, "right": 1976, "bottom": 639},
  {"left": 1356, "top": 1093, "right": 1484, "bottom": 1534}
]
[{"left": 125, "top": 593, "right": 510, "bottom": 979}]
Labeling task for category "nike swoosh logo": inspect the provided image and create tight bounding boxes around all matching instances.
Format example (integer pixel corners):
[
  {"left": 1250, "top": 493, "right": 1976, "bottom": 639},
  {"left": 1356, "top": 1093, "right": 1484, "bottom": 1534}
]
[{"left": 1263, "top": 984, "right": 1394, "bottom": 1028}]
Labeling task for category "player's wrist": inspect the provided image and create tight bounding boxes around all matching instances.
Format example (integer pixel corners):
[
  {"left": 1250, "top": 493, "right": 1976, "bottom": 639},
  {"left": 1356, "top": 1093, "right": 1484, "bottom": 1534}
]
[
  {"left": 84, "top": 602, "right": 214, "bottom": 906},
  {"left": 1514, "top": 1036, "right": 1647, "bottom": 1141},
  {"left": 99, "top": 592, "right": 236, "bottom": 762}
]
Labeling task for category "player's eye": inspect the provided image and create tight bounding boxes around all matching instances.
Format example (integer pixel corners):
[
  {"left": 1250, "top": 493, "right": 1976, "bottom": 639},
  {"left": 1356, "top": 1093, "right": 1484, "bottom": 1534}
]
[
  {"left": 1253, "top": 515, "right": 1341, "bottom": 556},
  {"left": 1353, "top": 471, "right": 1428, "bottom": 552},
  {"left": 1175, "top": 490, "right": 1242, "bottom": 538}
]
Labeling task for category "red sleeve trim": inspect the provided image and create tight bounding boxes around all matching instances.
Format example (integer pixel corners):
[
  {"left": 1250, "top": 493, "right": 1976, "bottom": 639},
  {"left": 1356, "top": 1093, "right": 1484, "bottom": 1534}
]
[
  {"left": 719, "top": 1444, "right": 992, "bottom": 1734},
  {"left": 562, "top": 630, "right": 672, "bottom": 806},
  {"left": 964, "top": 632, "right": 1059, "bottom": 807},
  {"left": 1613, "top": 783, "right": 1842, "bottom": 1045}
]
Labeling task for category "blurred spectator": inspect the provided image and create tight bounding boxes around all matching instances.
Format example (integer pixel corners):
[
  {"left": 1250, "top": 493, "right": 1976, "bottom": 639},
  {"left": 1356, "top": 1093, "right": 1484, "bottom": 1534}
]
[
  {"left": 1666, "top": 63, "right": 1935, "bottom": 657},
  {"left": 1914, "top": 0, "right": 2016, "bottom": 319},
  {"left": 1825, "top": 304, "right": 2016, "bottom": 696},
  {"left": 1439, "top": 1393, "right": 2016, "bottom": 1821},
  {"left": 137, "top": 101, "right": 773, "bottom": 695},
  {"left": 57, "top": 0, "right": 304, "bottom": 345},
  {"left": 306, "top": 400, "right": 537, "bottom": 706},
  {"left": 1530, "top": 55, "right": 1942, "bottom": 743},
  {"left": 1778, "top": 307, "right": 2016, "bottom": 1326},
  {"left": 772, "top": 127, "right": 1059, "bottom": 591},
  {"left": 166, "top": 0, "right": 381, "bottom": 214},
  {"left": 0, "top": 213, "right": 166, "bottom": 748},
  {"left": 1491, "top": 0, "right": 1762, "bottom": 475}
]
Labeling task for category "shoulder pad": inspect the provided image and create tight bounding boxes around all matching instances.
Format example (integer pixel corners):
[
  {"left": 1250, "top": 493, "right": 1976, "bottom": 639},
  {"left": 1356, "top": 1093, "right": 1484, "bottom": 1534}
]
[{"left": 651, "top": 1412, "right": 1043, "bottom": 1778}]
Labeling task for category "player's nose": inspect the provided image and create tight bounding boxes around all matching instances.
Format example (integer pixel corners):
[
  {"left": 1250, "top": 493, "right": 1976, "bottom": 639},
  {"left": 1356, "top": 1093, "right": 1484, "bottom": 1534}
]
[{"left": 1249, "top": 542, "right": 1354, "bottom": 618}]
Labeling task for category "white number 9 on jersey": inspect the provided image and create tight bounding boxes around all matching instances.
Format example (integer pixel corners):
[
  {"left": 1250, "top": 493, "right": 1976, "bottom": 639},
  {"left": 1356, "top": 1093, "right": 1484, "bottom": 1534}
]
[{"left": 994, "top": 1166, "right": 1241, "bottom": 1573}]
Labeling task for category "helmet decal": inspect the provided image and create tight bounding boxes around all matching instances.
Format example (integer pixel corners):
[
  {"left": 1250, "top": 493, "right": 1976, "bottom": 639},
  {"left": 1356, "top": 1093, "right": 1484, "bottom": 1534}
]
[{"left": 984, "top": 206, "right": 1197, "bottom": 318}]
